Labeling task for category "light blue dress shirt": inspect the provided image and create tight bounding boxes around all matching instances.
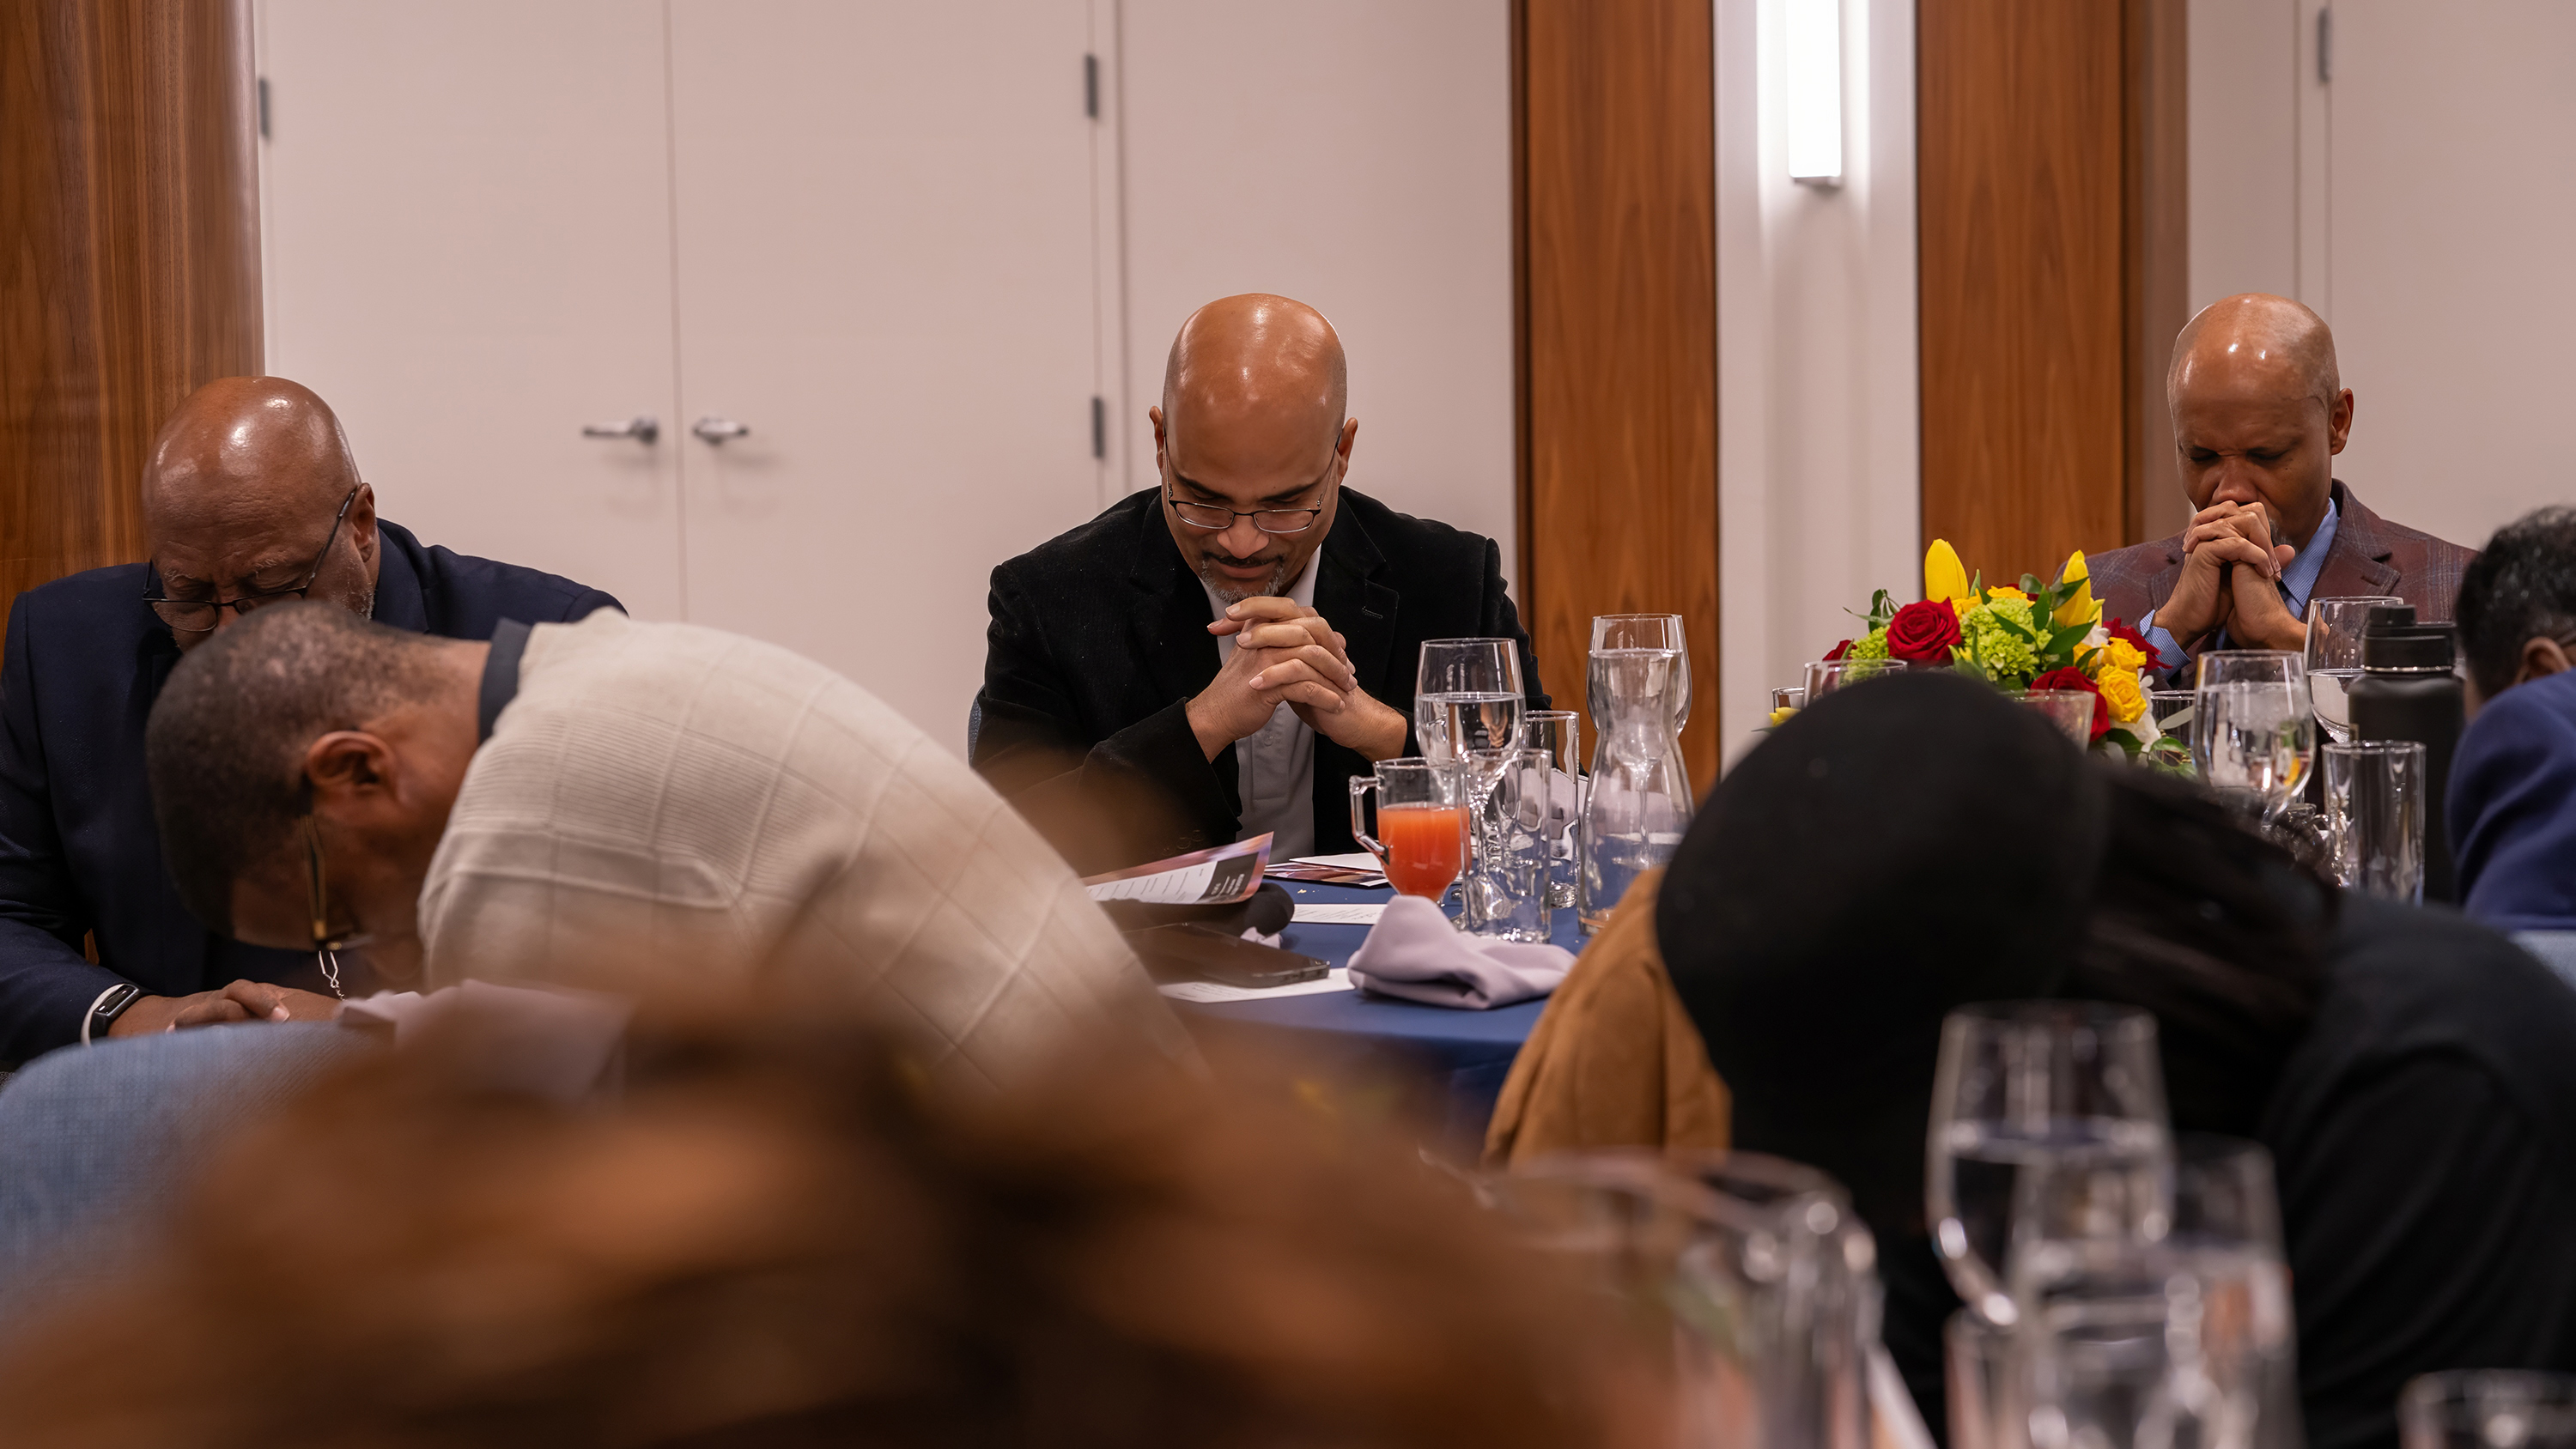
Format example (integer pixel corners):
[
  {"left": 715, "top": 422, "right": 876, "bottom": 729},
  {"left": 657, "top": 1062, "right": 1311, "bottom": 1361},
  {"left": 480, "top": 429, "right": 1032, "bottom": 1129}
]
[{"left": 2140, "top": 495, "right": 2341, "bottom": 676}]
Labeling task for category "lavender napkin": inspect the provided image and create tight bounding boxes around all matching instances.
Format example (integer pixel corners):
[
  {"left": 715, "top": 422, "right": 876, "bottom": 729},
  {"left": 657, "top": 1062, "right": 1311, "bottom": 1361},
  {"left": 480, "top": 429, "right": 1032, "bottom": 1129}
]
[{"left": 1346, "top": 894, "right": 1574, "bottom": 1009}]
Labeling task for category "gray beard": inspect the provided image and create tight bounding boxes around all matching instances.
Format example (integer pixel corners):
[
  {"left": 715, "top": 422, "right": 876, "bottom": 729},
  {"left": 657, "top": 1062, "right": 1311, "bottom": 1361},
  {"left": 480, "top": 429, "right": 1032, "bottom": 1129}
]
[{"left": 1196, "top": 556, "right": 1291, "bottom": 606}]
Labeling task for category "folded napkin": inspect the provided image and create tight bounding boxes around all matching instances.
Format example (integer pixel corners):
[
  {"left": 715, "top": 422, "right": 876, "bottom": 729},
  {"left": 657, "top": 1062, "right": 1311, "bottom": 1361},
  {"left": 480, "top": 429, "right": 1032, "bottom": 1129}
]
[{"left": 1346, "top": 894, "right": 1574, "bottom": 1009}]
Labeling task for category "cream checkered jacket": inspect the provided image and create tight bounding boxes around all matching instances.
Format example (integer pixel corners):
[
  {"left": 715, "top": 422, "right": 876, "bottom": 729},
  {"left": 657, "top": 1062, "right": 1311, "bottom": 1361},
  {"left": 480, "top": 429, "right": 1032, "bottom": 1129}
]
[{"left": 417, "top": 611, "right": 1183, "bottom": 1090}]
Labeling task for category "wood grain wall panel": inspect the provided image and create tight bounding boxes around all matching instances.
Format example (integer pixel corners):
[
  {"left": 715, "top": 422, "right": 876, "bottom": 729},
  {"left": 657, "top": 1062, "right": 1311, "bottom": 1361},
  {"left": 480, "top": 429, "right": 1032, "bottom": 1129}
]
[
  {"left": 2124, "top": 0, "right": 2190, "bottom": 545},
  {"left": 1917, "top": 0, "right": 2127, "bottom": 586},
  {"left": 0, "top": 0, "right": 261, "bottom": 605},
  {"left": 1517, "top": 0, "right": 1720, "bottom": 788}
]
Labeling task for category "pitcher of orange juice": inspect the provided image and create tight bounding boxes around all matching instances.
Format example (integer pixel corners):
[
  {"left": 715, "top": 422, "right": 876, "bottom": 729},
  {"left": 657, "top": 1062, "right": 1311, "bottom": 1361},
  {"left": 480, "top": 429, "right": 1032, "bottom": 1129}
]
[{"left": 1349, "top": 757, "right": 1469, "bottom": 903}]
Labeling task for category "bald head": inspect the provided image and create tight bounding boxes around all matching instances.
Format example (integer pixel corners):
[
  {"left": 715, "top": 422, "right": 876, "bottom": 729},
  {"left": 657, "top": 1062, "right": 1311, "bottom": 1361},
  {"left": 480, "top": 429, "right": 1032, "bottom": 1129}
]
[
  {"left": 1150, "top": 295, "right": 1358, "bottom": 603},
  {"left": 140, "top": 377, "right": 381, "bottom": 651},
  {"left": 2165, "top": 294, "right": 2354, "bottom": 549},
  {"left": 1163, "top": 294, "right": 1348, "bottom": 444},
  {"left": 2167, "top": 294, "right": 2341, "bottom": 415}
]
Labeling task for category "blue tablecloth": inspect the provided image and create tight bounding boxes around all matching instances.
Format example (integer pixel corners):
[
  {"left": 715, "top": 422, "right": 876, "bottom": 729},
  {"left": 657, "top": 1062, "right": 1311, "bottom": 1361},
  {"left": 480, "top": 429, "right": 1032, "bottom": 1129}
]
[{"left": 1170, "top": 882, "right": 1582, "bottom": 1154}]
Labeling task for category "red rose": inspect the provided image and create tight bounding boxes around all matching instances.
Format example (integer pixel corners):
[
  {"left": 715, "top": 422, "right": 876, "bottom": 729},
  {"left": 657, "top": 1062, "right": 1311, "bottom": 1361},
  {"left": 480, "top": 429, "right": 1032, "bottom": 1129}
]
[
  {"left": 2103, "top": 616, "right": 2163, "bottom": 670},
  {"left": 1823, "top": 638, "right": 1853, "bottom": 661},
  {"left": 2029, "top": 665, "right": 2111, "bottom": 742},
  {"left": 1885, "top": 600, "right": 1963, "bottom": 664}
]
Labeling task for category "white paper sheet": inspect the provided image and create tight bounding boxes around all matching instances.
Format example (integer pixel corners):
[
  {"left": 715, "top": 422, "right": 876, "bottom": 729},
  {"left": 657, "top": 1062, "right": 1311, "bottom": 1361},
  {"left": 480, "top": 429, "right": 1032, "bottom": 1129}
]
[
  {"left": 1291, "top": 903, "right": 1388, "bottom": 925},
  {"left": 1157, "top": 967, "right": 1355, "bottom": 1003},
  {"left": 1082, "top": 834, "right": 1270, "bottom": 905},
  {"left": 1290, "top": 852, "right": 1385, "bottom": 871}
]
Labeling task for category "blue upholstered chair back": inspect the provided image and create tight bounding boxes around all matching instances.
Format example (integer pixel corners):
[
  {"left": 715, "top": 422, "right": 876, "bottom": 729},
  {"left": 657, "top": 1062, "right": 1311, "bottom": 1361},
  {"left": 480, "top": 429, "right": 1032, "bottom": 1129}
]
[{"left": 0, "top": 1022, "right": 374, "bottom": 1317}]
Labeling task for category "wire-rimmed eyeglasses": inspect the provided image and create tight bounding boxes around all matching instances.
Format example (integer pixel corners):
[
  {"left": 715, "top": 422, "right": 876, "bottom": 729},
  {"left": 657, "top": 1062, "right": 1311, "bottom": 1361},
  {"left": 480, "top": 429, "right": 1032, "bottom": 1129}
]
[
  {"left": 1162, "top": 483, "right": 1328, "bottom": 536},
  {"left": 142, "top": 486, "right": 361, "bottom": 634}
]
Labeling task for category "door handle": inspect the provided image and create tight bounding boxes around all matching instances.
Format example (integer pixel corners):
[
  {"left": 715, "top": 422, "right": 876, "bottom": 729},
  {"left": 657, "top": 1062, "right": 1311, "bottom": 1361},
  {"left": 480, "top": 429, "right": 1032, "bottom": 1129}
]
[
  {"left": 691, "top": 415, "right": 751, "bottom": 444},
  {"left": 581, "top": 415, "right": 659, "bottom": 445}
]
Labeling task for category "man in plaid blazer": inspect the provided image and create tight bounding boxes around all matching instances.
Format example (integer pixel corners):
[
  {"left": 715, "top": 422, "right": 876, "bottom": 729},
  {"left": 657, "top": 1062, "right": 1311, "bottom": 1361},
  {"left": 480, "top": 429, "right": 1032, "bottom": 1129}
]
[{"left": 2086, "top": 294, "right": 2476, "bottom": 680}]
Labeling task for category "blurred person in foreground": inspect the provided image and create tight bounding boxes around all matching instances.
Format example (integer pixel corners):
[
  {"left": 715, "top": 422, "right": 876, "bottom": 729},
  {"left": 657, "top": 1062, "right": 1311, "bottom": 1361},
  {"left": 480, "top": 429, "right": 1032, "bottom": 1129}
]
[
  {"left": 974, "top": 294, "right": 1545, "bottom": 871},
  {"left": 2086, "top": 294, "right": 2477, "bottom": 680},
  {"left": 0, "top": 378, "right": 620, "bottom": 1063},
  {"left": 1645, "top": 672, "right": 2576, "bottom": 1449},
  {"left": 143, "top": 602, "right": 1182, "bottom": 1091},
  {"left": 0, "top": 1004, "right": 1665, "bottom": 1448},
  {"left": 2449, "top": 506, "right": 2576, "bottom": 941}
]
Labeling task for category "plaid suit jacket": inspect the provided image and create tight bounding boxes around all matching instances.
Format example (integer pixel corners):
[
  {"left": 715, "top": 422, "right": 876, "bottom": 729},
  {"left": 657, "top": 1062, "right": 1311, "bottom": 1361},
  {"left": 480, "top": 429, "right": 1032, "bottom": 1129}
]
[{"left": 2085, "top": 482, "right": 2479, "bottom": 669}]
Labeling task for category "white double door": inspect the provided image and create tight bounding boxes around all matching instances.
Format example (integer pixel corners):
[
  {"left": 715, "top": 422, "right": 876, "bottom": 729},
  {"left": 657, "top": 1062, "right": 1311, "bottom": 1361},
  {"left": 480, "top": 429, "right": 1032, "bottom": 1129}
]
[{"left": 258, "top": 0, "right": 1118, "bottom": 748}]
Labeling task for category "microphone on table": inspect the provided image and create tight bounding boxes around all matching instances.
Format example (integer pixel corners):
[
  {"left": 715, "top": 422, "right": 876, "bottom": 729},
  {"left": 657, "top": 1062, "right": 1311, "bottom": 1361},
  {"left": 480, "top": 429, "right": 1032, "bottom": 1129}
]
[{"left": 1241, "top": 882, "right": 1294, "bottom": 938}]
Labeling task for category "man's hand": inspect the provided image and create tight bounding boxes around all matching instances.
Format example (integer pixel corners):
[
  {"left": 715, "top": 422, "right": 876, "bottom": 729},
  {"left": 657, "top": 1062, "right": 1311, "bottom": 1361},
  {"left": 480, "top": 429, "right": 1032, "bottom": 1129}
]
[
  {"left": 1186, "top": 597, "right": 1358, "bottom": 759},
  {"left": 2157, "top": 501, "right": 2298, "bottom": 645},
  {"left": 1285, "top": 682, "right": 1409, "bottom": 763},
  {"left": 106, "top": 979, "right": 342, "bottom": 1038}
]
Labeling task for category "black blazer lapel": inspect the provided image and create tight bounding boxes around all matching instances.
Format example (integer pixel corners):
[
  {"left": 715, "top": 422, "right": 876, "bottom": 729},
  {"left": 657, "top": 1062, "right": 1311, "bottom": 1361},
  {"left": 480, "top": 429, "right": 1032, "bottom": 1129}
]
[
  {"left": 1128, "top": 504, "right": 1222, "bottom": 707},
  {"left": 1315, "top": 506, "right": 1399, "bottom": 699}
]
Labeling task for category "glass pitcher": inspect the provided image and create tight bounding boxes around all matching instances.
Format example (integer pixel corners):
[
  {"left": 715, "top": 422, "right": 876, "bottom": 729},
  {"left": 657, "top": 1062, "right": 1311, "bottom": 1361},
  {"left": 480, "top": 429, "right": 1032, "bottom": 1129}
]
[{"left": 1578, "top": 633, "right": 1692, "bottom": 931}]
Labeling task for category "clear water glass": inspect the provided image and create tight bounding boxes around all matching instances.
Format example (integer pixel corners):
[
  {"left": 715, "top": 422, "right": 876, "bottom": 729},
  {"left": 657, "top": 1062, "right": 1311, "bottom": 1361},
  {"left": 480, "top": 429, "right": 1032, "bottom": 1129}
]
[
  {"left": 1927, "top": 1003, "right": 2172, "bottom": 1329},
  {"left": 2305, "top": 596, "right": 2403, "bottom": 744},
  {"left": 1415, "top": 638, "right": 1525, "bottom": 764},
  {"left": 1461, "top": 748, "right": 1552, "bottom": 941},
  {"left": 2402, "top": 1373, "right": 2576, "bottom": 1449},
  {"left": 1804, "top": 657, "right": 1915, "bottom": 698},
  {"left": 1593, "top": 614, "right": 1692, "bottom": 731},
  {"left": 2192, "top": 652, "right": 2313, "bottom": 818},
  {"left": 2148, "top": 690, "right": 2196, "bottom": 737},
  {"left": 1522, "top": 711, "right": 1583, "bottom": 908},
  {"left": 2322, "top": 739, "right": 2427, "bottom": 903},
  {"left": 2019, "top": 689, "right": 2098, "bottom": 747},
  {"left": 1772, "top": 685, "right": 1807, "bottom": 714}
]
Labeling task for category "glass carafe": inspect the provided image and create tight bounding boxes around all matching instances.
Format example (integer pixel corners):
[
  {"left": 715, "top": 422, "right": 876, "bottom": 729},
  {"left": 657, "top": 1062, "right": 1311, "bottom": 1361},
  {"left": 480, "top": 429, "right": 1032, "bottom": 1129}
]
[{"left": 1578, "top": 640, "right": 1692, "bottom": 931}]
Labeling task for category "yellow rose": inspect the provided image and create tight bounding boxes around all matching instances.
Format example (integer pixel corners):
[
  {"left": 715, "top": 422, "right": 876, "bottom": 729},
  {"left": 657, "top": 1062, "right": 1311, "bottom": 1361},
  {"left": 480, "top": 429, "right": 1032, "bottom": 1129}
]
[
  {"left": 1986, "top": 585, "right": 2031, "bottom": 605},
  {"left": 2098, "top": 638, "right": 2147, "bottom": 675},
  {"left": 2094, "top": 664, "right": 2146, "bottom": 724}
]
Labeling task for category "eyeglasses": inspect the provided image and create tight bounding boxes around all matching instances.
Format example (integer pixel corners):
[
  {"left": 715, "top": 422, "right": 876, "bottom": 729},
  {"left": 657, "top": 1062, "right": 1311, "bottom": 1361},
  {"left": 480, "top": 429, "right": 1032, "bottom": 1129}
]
[
  {"left": 1161, "top": 452, "right": 1335, "bottom": 536},
  {"left": 143, "top": 487, "right": 361, "bottom": 634},
  {"left": 302, "top": 815, "right": 367, "bottom": 997}
]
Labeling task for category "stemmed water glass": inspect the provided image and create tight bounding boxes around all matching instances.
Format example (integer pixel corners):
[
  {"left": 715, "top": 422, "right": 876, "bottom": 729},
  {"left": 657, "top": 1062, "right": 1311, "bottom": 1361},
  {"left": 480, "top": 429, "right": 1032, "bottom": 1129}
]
[
  {"left": 2191, "top": 652, "right": 2315, "bottom": 823},
  {"left": 1415, "top": 640, "right": 1528, "bottom": 913},
  {"left": 1926, "top": 1003, "right": 2172, "bottom": 1330},
  {"left": 2304, "top": 596, "right": 2403, "bottom": 743}
]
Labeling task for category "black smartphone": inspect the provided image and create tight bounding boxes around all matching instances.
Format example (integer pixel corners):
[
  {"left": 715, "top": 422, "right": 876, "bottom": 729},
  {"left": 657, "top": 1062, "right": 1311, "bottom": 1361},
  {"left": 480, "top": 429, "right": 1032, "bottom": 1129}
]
[{"left": 1134, "top": 923, "right": 1328, "bottom": 991}]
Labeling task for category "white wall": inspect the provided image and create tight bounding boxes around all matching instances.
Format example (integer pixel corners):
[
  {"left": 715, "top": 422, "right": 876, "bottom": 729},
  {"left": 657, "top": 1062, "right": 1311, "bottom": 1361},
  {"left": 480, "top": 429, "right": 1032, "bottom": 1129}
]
[
  {"left": 1715, "top": 0, "right": 1923, "bottom": 767},
  {"left": 2190, "top": 0, "right": 2573, "bottom": 555},
  {"left": 1110, "top": 0, "right": 1519, "bottom": 591}
]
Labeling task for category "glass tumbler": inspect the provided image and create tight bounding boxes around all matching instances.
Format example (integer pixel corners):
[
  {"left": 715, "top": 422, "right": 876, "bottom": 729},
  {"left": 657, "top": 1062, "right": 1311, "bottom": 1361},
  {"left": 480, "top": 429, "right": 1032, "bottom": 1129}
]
[
  {"left": 2402, "top": 1373, "right": 2576, "bottom": 1449},
  {"left": 1522, "top": 711, "right": 1583, "bottom": 909},
  {"left": 1462, "top": 748, "right": 1552, "bottom": 941},
  {"left": 2018, "top": 688, "right": 2098, "bottom": 747},
  {"left": 2322, "top": 739, "right": 2427, "bottom": 903}
]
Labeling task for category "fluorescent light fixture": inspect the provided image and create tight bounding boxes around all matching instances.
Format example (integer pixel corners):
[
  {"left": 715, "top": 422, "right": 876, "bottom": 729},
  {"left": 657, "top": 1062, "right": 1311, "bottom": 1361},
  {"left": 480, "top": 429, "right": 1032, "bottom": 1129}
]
[{"left": 1785, "top": 0, "right": 1843, "bottom": 185}]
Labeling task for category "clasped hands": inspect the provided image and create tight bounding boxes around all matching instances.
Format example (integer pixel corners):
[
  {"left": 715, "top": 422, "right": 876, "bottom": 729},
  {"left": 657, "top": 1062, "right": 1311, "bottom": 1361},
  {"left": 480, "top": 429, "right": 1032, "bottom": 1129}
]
[
  {"left": 1186, "top": 597, "right": 1408, "bottom": 763},
  {"left": 2156, "top": 500, "right": 2306, "bottom": 653}
]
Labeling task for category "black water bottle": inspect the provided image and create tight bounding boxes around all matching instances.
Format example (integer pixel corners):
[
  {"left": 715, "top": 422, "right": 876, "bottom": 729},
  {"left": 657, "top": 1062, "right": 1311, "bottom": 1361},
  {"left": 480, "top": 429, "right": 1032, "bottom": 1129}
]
[{"left": 2348, "top": 607, "right": 2464, "bottom": 903}]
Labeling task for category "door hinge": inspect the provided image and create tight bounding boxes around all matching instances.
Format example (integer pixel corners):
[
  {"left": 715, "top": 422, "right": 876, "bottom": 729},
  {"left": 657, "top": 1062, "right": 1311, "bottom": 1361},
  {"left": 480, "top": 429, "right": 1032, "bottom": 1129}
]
[
  {"left": 1084, "top": 54, "right": 1100, "bottom": 118},
  {"left": 258, "top": 76, "right": 270, "bottom": 140},
  {"left": 1091, "top": 397, "right": 1107, "bottom": 459},
  {"left": 2317, "top": 8, "right": 2332, "bottom": 84}
]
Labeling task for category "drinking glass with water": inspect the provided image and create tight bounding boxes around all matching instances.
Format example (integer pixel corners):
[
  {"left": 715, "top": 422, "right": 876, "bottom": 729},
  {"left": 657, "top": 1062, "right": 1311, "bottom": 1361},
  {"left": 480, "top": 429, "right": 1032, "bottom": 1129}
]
[{"left": 2304, "top": 596, "right": 2403, "bottom": 744}]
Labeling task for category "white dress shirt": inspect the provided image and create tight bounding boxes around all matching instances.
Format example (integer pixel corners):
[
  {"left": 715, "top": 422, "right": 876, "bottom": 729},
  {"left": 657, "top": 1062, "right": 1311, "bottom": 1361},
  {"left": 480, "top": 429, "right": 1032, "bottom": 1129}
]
[{"left": 1199, "top": 560, "right": 1319, "bottom": 858}]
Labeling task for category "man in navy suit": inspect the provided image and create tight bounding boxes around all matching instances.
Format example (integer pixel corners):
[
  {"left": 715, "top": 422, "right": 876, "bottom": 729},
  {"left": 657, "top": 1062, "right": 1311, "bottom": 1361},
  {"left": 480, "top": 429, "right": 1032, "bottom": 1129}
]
[{"left": 0, "top": 377, "right": 621, "bottom": 1064}]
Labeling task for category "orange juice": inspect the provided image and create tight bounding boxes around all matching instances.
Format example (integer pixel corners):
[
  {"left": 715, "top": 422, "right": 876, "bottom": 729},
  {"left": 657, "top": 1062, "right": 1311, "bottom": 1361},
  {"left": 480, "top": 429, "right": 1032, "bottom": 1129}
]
[{"left": 1377, "top": 803, "right": 1468, "bottom": 899}]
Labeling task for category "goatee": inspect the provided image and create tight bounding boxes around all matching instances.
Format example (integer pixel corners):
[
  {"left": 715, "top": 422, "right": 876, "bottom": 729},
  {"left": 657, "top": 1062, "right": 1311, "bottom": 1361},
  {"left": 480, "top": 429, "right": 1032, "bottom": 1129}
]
[{"left": 1196, "top": 556, "right": 1290, "bottom": 605}]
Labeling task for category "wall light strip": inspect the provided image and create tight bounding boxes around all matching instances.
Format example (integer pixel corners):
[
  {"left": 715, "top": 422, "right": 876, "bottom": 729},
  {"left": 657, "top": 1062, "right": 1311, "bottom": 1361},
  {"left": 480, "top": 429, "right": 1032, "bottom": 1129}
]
[{"left": 1786, "top": 0, "right": 1844, "bottom": 185}]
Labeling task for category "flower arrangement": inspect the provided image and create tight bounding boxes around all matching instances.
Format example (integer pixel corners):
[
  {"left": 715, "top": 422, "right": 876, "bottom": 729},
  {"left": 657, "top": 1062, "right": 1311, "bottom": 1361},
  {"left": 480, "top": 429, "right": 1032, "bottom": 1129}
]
[{"left": 1790, "top": 541, "right": 2185, "bottom": 766}]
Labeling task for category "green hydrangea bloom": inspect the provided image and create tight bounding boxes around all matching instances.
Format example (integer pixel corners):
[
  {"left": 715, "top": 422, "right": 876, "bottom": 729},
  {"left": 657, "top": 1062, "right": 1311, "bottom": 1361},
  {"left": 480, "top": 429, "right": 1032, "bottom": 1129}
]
[
  {"left": 1845, "top": 629, "right": 1890, "bottom": 661},
  {"left": 1965, "top": 596, "right": 2039, "bottom": 681}
]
